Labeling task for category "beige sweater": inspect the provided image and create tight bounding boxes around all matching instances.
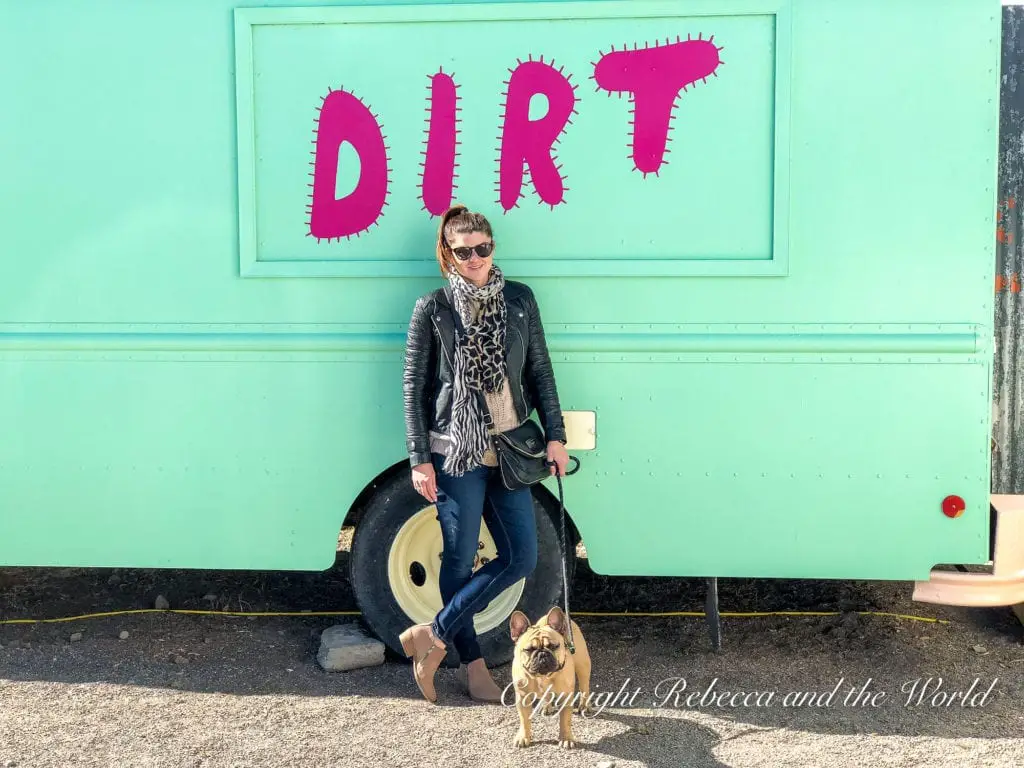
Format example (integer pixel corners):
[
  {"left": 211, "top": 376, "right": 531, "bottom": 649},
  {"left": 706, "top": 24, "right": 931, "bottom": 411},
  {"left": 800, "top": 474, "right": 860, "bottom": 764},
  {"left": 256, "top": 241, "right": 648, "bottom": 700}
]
[{"left": 430, "top": 376, "right": 520, "bottom": 467}]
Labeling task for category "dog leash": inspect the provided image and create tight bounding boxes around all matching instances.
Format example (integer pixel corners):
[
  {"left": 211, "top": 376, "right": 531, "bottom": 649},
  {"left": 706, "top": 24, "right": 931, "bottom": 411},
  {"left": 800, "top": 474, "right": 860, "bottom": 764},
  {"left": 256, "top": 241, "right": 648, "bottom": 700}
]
[{"left": 547, "top": 455, "right": 580, "bottom": 654}]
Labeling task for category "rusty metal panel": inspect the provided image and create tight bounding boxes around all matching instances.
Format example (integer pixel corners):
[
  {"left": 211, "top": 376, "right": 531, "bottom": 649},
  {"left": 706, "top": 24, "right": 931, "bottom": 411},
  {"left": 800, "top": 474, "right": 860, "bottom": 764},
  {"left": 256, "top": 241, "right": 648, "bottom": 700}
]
[{"left": 994, "top": 5, "right": 1024, "bottom": 493}]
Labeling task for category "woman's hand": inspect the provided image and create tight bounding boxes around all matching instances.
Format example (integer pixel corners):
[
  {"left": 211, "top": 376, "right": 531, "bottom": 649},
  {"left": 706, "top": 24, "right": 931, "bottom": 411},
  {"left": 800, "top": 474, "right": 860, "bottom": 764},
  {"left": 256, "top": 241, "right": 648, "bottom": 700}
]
[
  {"left": 412, "top": 462, "right": 438, "bottom": 503},
  {"left": 546, "top": 441, "right": 570, "bottom": 477}
]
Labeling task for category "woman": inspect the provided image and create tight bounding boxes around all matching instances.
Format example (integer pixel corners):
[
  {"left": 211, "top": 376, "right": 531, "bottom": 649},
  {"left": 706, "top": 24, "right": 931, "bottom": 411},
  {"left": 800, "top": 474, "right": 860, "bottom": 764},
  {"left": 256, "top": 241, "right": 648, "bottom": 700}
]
[{"left": 399, "top": 204, "right": 570, "bottom": 704}]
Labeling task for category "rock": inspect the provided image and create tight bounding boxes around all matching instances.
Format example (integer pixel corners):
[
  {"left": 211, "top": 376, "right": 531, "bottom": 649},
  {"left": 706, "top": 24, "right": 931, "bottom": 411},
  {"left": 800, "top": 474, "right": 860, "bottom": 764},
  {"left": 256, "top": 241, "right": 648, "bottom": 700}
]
[
  {"left": 973, "top": 645, "right": 988, "bottom": 654},
  {"left": 154, "top": 595, "right": 170, "bottom": 610},
  {"left": 119, "top": 631, "right": 130, "bottom": 640},
  {"left": 597, "top": 761, "right": 617, "bottom": 768},
  {"left": 172, "top": 654, "right": 189, "bottom": 665},
  {"left": 70, "top": 632, "right": 83, "bottom": 643},
  {"left": 107, "top": 574, "right": 120, "bottom": 585},
  {"left": 316, "top": 623, "right": 385, "bottom": 672}
]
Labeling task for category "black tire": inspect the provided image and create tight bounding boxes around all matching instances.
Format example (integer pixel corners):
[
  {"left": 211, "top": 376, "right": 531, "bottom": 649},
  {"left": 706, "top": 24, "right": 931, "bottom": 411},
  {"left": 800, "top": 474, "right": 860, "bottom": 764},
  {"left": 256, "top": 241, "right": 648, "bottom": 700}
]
[{"left": 350, "top": 469, "right": 574, "bottom": 668}]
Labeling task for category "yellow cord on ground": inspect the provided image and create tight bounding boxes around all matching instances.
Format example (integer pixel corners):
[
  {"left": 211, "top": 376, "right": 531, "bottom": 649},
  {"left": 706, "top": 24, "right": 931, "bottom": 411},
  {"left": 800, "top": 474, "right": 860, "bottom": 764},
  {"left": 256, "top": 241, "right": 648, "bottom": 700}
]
[
  {"left": 577, "top": 610, "right": 950, "bottom": 624},
  {"left": 0, "top": 608, "right": 950, "bottom": 625},
  {"left": 0, "top": 609, "right": 361, "bottom": 624}
]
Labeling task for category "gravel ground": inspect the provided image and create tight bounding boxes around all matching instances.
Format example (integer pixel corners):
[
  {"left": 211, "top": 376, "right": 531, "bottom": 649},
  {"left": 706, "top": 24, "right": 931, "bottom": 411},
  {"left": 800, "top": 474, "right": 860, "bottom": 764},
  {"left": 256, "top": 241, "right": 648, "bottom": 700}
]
[{"left": 1, "top": 536, "right": 1022, "bottom": 767}]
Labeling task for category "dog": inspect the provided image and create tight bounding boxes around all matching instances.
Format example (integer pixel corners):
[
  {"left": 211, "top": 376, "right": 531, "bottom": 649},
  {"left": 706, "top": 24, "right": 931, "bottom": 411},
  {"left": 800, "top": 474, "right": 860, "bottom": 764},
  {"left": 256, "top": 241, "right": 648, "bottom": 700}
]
[{"left": 509, "top": 606, "right": 592, "bottom": 749}]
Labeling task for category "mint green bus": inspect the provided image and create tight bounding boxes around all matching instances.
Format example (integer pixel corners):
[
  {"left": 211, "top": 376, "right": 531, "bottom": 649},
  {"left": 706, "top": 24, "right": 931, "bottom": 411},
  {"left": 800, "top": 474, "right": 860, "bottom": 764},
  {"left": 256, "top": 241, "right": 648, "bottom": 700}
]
[{"left": 2, "top": 0, "right": 1017, "bottom": 664}]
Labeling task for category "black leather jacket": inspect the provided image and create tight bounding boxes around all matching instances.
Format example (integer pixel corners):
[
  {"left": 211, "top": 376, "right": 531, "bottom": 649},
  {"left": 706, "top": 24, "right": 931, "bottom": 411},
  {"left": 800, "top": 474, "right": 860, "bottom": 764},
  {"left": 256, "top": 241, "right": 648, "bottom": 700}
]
[{"left": 403, "top": 280, "right": 567, "bottom": 467}]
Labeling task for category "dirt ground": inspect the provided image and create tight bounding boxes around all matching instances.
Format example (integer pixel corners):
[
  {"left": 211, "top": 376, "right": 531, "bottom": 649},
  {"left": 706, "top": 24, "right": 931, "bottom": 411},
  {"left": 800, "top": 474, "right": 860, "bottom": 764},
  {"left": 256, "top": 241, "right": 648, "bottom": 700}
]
[{"left": 1, "top": 536, "right": 1022, "bottom": 768}]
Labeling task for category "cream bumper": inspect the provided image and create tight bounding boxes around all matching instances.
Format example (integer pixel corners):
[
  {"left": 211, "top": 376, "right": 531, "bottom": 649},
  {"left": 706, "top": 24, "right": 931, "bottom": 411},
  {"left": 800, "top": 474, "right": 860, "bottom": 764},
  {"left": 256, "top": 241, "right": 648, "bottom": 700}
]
[{"left": 912, "top": 494, "right": 1024, "bottom": 622}]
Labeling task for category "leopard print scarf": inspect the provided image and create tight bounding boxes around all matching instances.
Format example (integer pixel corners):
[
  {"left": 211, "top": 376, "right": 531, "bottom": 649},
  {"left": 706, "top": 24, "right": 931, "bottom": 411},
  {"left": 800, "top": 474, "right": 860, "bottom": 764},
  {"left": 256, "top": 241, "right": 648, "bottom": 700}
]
[{"left": 443, "top": 264, "right": 507, "bottom": 476}]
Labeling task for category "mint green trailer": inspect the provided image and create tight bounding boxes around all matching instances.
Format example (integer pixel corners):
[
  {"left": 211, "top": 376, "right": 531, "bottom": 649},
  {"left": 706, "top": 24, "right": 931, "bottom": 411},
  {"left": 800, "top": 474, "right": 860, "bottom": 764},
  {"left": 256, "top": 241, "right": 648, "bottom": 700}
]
[{"left": 0, "top": 0, "right": 1008, "bottom": 661}]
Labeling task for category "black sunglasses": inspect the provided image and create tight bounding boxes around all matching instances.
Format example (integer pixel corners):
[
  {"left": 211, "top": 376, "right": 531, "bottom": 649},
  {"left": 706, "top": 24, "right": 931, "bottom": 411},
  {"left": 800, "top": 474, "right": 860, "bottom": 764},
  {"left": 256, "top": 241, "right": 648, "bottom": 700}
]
[{"left": 450, "top": 242, "right": 494, "bottom": 260}]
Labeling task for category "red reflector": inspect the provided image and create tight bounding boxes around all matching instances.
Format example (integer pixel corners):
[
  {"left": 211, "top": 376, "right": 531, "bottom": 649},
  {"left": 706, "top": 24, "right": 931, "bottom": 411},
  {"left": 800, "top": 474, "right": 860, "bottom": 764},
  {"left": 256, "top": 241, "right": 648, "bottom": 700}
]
[{"left": 942, "top": 495, "right": 966, "bottom": 518}]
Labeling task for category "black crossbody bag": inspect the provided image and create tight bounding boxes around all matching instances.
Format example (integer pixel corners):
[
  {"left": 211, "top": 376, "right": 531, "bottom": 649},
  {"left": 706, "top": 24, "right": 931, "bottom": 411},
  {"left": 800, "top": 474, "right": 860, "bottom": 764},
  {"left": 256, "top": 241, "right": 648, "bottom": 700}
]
[
  {"left": 477, "top": 389, "right": 551, "bottom": 491},
  {"left": 445, "top": 286, "right": 566, "bottom": 491}
]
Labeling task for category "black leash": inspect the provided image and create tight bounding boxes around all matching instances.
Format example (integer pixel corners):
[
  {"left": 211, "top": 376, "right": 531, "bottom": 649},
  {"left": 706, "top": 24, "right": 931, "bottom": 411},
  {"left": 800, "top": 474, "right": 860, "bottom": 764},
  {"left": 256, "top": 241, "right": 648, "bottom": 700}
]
[{"left": 547, "top": 456, "right": 580, "bottom": 654}]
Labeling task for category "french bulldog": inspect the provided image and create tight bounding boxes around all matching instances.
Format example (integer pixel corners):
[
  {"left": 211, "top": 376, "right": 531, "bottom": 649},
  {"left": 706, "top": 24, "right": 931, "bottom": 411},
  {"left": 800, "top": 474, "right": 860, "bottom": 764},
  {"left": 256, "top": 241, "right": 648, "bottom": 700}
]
[{"left": 509, "top": 606, "right": 592, "bottom": 749}]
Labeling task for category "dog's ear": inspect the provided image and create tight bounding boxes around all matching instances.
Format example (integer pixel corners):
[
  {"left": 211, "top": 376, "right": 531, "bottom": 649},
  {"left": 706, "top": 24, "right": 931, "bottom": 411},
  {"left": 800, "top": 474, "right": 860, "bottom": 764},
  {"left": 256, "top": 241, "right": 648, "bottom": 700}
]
[
  {"left": 545, "top": 606, "right": 568, "bottom": 636},
  {"left": 510, "top": 610, "right": 531, "bottom": 641}
]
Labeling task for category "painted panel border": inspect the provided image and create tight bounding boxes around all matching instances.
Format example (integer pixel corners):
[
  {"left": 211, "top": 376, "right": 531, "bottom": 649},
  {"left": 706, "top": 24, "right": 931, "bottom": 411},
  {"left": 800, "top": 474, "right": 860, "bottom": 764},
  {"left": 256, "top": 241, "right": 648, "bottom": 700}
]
[
  {"left": 234, "top": 0, "right": 792, "bottom": 277},
  {"left": 0, "top": 322, "right": 980, "bottom": 356}
]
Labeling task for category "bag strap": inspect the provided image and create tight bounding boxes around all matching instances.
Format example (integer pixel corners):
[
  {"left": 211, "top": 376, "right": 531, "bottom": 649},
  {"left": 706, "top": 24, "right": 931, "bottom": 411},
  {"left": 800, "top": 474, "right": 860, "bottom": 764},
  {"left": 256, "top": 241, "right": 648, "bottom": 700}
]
[{"left": 476, "top": 388, "right": 497, "bottom": 436}]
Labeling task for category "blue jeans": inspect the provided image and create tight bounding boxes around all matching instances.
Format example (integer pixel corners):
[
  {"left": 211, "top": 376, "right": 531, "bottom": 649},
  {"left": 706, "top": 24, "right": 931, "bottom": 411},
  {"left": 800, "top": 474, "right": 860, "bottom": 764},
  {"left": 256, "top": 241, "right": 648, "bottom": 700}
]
[{"left": 429, "top": 452, "right": 538, "bottom": 664}]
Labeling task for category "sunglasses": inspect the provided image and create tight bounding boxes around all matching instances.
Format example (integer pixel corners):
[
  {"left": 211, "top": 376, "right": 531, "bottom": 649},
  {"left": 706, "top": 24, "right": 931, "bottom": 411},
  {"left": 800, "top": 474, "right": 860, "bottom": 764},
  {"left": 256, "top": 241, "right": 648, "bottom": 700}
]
[{"left": 450, "top": 241, "right": 495, "bottom": 260}]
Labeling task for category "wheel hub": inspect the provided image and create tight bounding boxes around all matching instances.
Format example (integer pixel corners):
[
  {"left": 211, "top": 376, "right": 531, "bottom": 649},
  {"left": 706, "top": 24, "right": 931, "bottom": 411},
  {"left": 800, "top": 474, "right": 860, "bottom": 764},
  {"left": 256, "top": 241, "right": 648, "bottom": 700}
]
[{"left": 388, "top": 506, "right": 526, "bottom": 635}]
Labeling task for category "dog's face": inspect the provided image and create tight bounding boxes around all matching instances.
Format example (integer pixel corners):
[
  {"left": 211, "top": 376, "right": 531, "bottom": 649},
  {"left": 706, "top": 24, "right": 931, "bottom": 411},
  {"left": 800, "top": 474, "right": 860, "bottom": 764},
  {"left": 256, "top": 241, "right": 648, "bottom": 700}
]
[{"left": 510, "top": 607, "right": 570, "bottom": 678}]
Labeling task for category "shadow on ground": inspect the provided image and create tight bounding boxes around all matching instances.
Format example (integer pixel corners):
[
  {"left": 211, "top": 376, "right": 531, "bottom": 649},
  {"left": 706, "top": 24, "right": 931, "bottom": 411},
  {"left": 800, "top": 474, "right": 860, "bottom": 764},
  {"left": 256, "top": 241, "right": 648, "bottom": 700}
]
[{"left": 1, "top": 550, "right": 1021, "bottom": 749}]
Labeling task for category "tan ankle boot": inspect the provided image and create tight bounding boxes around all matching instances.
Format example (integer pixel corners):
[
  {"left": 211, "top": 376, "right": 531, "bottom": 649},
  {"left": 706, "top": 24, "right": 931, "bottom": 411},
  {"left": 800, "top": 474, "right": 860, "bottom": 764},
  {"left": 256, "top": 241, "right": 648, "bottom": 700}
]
[
  {"left": 398, "top": 624, "right": 447, "bottom": 703},
  {"left": 464, "top": 658, "right": 504, "bottom": 703}
]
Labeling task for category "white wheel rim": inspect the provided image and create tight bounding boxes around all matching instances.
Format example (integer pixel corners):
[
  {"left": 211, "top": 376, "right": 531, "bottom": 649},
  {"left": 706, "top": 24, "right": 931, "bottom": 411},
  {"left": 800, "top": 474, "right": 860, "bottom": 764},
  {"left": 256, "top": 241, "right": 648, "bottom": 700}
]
[{"left": 387, "top": 505, "right": 526, "bottom": 635}]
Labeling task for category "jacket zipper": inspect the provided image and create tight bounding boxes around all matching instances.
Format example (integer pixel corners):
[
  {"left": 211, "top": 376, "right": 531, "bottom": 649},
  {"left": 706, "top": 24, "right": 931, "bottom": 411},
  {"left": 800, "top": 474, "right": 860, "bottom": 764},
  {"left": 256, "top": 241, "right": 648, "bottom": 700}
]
[
  {"left": 513, "top": 324, "right": 526, "bottom": 421},
  {"left": 431, "top": 314, "right": 454, "bottom": 370}
]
